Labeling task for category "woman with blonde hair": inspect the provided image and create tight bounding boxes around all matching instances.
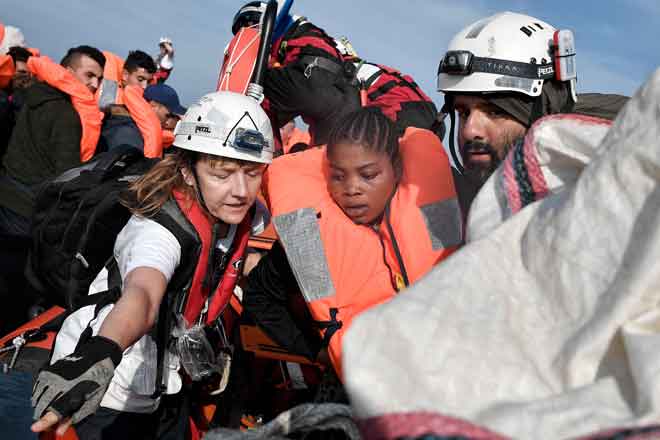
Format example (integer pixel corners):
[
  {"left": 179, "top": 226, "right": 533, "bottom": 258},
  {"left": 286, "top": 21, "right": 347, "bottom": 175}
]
[{"left": 31, "top": 91, "right": 274, "bottom": 439}]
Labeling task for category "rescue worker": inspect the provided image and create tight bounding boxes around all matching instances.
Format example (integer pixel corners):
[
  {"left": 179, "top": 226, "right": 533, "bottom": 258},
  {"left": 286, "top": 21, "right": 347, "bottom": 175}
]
[
  {"left": 437, "top": 11, "right": 628, "bottom": 215},
  {"left": 243, "top": 108, "right": 462, "bottom": 388},
  {"left": 232, "top": 2, "right": 438, "bottom": 145},
  {"left": 31, "top": 91, "right": 273, "bottom": 439},
  {"left": 0, "top": 45, "right": 105, "bottom": 237}
]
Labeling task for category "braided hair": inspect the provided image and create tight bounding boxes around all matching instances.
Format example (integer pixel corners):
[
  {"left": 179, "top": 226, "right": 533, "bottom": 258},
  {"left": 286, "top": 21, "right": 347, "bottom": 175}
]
[{"left": 327, "top": 107, "right": 401, "bottom": 176}]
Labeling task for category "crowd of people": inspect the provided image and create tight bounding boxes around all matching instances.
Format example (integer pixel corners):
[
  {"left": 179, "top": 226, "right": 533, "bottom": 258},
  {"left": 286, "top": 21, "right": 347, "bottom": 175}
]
[{"left": 1, "top": 2, "right": 653, "bottom": 440}]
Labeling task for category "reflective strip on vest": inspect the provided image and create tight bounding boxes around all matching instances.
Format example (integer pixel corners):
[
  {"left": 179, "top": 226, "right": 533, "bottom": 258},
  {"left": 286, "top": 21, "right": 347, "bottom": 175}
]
[
  {"left": 273, "top": 208, "right": 335, "bottom": 302},
  {"left": 419, "top": 198, "right": 463, "bottom": 250},
  {"left": 98, "top": 79, "right": 119, "bottom": 110},
  {"left": 354, "top": 62, "right": 381, "bottom": 84}
]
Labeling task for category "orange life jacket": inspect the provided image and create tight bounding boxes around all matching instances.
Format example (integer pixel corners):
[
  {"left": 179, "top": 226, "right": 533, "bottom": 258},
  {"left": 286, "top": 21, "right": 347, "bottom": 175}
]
[
  {"left": 0, "top": 54, "right": 13, "bottom": 89},
  {"left": 27, "top": 56, "right": 103, "bottom": 162},
  {"left": 282, "top": 127, "right": 311, "bottom": 154},
  {"left": 171, "top": 190, "right": 252, "bottom": 327},
  {"left": 216, "top": 26, "right": 260, "bottom": 95},
  {"left": 98, "top": 51, "right": 164, "bottom": 158},
  {"left": 264, "top": 127, "right": 462, "bottom": 377}
]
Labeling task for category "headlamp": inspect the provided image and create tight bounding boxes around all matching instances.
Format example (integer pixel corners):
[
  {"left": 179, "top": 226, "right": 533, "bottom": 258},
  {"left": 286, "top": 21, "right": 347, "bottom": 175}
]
[
  {"left": 438, "top": 50, "right": 555, "bottom": 80},
  {"left": 233, "top": 127, "right": 266, "bottom": 153}
]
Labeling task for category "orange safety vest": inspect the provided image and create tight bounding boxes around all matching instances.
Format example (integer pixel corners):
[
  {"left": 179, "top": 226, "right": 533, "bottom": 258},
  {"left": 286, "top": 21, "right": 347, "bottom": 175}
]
[
  {"left": 27, "top": 56, "right": 103, "bottom": 162},
  {"left": 282, "top": 127, "right": 311, "bottom": 154},
  {"left": 264, "top": 127, "right": 462, "bottom": 377},
  {"left": 0, "top": 54, "right": 13, "bottom": 89},
  {"left": 171, "top": 190, "right": 252, "bottom": 327},
  {"left": 98, "top": 51, "right": 164, "bottom": 158}
]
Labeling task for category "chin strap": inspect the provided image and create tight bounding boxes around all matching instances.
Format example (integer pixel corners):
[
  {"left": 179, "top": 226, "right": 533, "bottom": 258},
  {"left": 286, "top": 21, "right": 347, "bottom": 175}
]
[{"left": 441, "top": 95, "right": 464, "bottom": 175}]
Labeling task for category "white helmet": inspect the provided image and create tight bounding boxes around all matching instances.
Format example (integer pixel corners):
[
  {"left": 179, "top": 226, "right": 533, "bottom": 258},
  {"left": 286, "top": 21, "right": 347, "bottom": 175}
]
[
  {"left": 173, "top": 91, "right": 274, "bottom": 164},
  {"left": 437, "top": 12, "right": 560, "bottom": 97}
]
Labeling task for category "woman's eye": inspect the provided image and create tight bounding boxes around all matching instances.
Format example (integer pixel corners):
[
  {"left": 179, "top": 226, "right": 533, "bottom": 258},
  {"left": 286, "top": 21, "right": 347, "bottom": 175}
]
[
  {"left": 213, "top": 174, "right": 229, "bottom": 180},
  {"left": 362, "top": 173, "right": 378, "bottom": 180},
  {"left": 457, "top": 110, "right": 469, "bottom": 119},
  {"left": 330, "top": 174, "right": 343, "bottom": 182},
  {"left": 488, "top": 108, "right": 507, "bottom": 117},
  {"left": 247, "top": 171, "right": 262, "bottom": 178}
]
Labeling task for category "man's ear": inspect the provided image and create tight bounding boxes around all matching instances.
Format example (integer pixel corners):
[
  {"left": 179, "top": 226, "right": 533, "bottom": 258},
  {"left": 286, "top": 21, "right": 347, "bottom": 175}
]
[{"left": 121, "top": 68, "right": 129, "bottom": 84}]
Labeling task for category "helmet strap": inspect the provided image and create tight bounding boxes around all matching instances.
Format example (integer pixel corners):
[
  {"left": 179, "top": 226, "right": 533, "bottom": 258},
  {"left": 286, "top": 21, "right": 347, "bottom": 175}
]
[
  {"left": 441, "top": 95, "right": 465, "bottom": 175},
  {"left": 188, "top": 159, "right": 214, "bottom": 219}
]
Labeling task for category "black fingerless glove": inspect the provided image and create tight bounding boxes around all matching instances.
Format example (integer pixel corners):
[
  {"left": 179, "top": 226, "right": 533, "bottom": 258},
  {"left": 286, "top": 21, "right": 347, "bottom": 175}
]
[{"left": 32, "top": 335, "right": 123, "bottom": 423}]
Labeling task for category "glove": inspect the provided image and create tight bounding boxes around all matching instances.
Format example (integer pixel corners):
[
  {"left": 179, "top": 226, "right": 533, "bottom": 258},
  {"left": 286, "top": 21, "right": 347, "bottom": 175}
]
[{"left": 32, "top": 335, "right": 123, "bottom": 424}]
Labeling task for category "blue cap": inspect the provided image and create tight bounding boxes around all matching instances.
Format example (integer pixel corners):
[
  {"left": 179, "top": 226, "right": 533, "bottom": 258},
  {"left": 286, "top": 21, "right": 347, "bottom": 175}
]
[{"left": 144, "top": 84, "right": 187, "bottom": 115}]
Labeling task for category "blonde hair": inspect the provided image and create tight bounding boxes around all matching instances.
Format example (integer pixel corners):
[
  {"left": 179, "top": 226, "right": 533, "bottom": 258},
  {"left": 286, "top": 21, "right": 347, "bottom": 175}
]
[{"left": 122, "top": 149, "right": 259, "bottom": 218}]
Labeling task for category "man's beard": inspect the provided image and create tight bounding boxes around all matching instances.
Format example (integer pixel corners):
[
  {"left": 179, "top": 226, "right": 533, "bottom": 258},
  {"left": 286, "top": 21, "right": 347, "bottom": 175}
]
[{"left": 461, "top": 134, "right": 522, "bottom": 188}]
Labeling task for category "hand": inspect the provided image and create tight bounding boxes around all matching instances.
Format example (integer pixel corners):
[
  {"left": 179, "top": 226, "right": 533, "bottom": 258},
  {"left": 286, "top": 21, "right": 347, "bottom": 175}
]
[
  {"left": 159, "top": 42, "right": 174, "bottom": 55},
  {"left": 31, "top": 336, "right": 123, "bottom": 432}
]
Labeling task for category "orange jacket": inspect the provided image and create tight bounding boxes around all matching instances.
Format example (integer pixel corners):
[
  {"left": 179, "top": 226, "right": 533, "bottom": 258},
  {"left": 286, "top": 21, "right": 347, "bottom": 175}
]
[
  {"left": 28, "top": 56, "right": 103, "bottom": 161},
  {"left": 264, "top": 127, "right": 462, "bottom": 377},
  {"left": 98, "top": 51, "right": 163, "bottom": 157},
  {"left": 282, "top": 127, "right": 311, "bottom": 154},
  {"left": 0, "top": 54, "right": 13, "bottom": 89}
]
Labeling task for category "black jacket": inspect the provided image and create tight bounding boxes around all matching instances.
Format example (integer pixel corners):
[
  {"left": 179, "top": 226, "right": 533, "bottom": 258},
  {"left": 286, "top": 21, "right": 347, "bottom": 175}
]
[
  {"left": 243, "top": 242, "right": 322, "bottom": 361},
  {"left": 0, "top": 82, "right": 82, "bottom": 217}
]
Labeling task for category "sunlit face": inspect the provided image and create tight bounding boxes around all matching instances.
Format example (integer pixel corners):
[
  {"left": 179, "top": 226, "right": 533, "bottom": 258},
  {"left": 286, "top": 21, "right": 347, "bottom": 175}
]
[
  {"left": 12, "top": 60, "right": 33, "bottom": 89},
  {"left": 454, "top": 95, "right": 526, "bottom": 184},
  {"left": 122, "top": 67, "right": 153, "bottom": 89},
  {"left": 149, "top": 100, "right": 170, "bottom": 127},
  {"left": 183, "top": 158, "right": 265, "bottom": 224},
  {"left": 164, "top": 114, "right": 180, "bottom": 131},
  {"left": 327, "top": 142, "right": 399, "bottom": 225},
  {"left": 66, "top": 55, "right": 104, "bottom": 94}
]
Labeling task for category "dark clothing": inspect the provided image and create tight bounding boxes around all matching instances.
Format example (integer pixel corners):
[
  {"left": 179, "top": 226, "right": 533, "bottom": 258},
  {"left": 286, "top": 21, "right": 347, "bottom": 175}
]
[
  {"left": 0, "top": 90, "right": 13, "bottom": 160},
  {"left": 263, "top": 21, "right": 437, "bottom": 145},
  {"left": 264, "top": 21, "right": 360, "bottom": 145},
  {"left": 0, "top": 81, "right": 82, "bottom": 220},
  {"left": 0, "top": 371, "right": 38, "bottom": 440},
  {"left": 485, "top": 81, "right": 630, "bottom": 128},
  {"left": 98, "top": 109, "right": 144, "bottom": 154},
  {"left": 74, "top": 393, "right": 188, "bottom": 440},
  {"left": 264, "top": 62, "right": 360, "bottom": 145},
  {"left": 243, "top": 242, "right": 322, "bottom": 362}
]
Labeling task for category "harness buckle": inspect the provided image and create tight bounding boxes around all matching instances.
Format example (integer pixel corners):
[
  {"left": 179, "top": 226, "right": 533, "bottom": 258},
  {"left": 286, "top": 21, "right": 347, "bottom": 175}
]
[{"left": 304, "top": 57, "right": 319, "bottom": 79}]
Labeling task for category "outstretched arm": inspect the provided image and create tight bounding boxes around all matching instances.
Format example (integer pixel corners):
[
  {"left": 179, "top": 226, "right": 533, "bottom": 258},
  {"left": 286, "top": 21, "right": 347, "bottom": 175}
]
[{"left": 31, "top": 266, "right": 168, "bottom": 436}]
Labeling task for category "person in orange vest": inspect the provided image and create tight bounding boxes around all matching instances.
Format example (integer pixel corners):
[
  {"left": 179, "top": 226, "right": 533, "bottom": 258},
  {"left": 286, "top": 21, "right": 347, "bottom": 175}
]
[
  {"left": 31, "top": 91, "right": 273, "bottom": 440},
  {"left": 280, "top": 120, "right": 311, "bottom": 154},
  {"left": 98, "top": 51, "right": 164, "bottom": 156},
  {"left": 0, "top": 45, "right": 105, "bottom": 237},
  {"left": 243, "top": 108, "right": 462, "bottom": 393}
]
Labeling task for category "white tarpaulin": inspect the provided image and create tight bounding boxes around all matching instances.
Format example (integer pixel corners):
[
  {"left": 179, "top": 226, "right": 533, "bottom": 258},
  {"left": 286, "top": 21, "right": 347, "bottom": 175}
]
[{"left": 343, "top": 68, "right": 660, "bottom": 439}]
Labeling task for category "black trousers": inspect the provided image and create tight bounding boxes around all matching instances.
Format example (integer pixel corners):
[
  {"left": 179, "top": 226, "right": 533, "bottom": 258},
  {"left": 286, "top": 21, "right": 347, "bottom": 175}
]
[{"left": 75, "top": 393, "right": 189, "bottom": 440}]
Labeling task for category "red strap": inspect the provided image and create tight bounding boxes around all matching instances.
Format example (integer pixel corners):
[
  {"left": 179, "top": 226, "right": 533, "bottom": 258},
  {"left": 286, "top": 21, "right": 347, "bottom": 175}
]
[{"left": 205, "top": 215, "right": 252, "bottom": 324}]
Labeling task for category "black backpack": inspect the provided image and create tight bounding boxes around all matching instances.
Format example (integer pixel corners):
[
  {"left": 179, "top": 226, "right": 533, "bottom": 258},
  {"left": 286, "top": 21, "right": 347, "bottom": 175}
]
[{"left": 25, "top": 145, "right": 158, "bottom": 309}]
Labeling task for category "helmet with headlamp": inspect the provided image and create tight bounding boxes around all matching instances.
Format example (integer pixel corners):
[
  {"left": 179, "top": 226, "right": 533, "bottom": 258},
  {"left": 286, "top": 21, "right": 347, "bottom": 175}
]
[
  {"left": 437, "top": 12, "right": 576, "bottom": 99},
  {"left": 173, "top": 90, "right": 274, "bottom": 164}
]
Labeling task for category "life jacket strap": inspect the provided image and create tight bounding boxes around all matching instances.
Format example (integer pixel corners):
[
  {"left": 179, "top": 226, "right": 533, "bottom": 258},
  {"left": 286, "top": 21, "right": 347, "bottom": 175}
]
[{"left": 314, "top": 307, "right": 342, "bottom": 348}]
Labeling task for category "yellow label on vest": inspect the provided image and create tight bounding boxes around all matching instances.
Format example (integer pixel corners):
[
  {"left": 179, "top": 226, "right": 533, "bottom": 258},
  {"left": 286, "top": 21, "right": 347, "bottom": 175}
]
[{"left": 394, "top": 273, "right": 405, "bottom": 292}]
